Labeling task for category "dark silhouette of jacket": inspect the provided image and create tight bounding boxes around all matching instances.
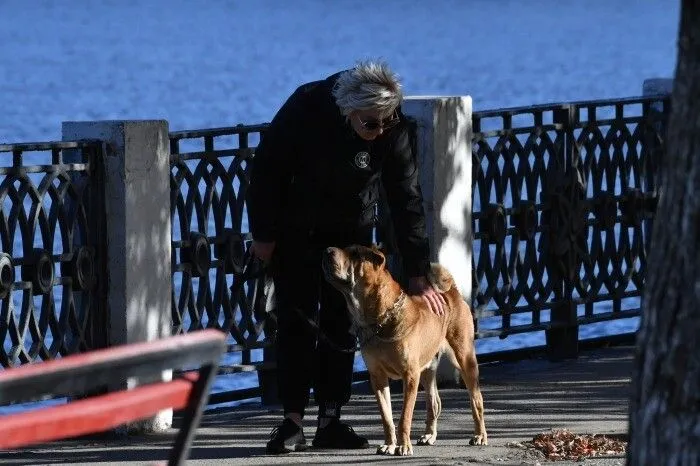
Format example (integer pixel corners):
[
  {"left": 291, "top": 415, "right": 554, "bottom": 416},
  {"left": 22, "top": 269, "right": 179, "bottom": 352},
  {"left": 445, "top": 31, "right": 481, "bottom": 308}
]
[{"left": 247, "top": 71, "right": 430, "bottom": 278}]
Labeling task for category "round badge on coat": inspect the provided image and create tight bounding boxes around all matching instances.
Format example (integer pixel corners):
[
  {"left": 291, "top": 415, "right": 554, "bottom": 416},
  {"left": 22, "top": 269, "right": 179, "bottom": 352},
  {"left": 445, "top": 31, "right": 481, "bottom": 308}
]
[{"left": 355, "top": 151, "right": 370, "bottom": 169}]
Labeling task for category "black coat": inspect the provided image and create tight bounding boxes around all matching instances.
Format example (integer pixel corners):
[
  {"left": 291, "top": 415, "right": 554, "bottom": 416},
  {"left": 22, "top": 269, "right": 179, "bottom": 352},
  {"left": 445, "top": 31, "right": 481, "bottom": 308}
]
[{"left": 247, "top": 71, "right": 430, "bottom": 278}]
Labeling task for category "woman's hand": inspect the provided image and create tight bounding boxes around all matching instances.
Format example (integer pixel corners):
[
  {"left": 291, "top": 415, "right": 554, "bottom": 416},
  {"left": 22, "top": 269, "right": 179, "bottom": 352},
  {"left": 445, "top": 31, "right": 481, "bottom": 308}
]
[
  {"left": 250, "top": 240, "right": 276, "bottom": 263},
  {"left": 407, "top": 276, "right": 446, "bottom": 316}
]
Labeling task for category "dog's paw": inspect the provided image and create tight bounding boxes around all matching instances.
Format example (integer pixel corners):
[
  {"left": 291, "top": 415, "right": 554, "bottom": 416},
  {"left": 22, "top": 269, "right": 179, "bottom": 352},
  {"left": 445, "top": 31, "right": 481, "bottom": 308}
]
[
  {"left": 376, "top": 444, "right": 396, "bottom": 455},
  {"left": 417, "top": 433, "right": 437, "bottom": 445},
  {"left": 469, "top": 434, "right": 488, "bottom": 446},
  {"left": 394, "top": 444, "right": 413, "bottom": 456}
]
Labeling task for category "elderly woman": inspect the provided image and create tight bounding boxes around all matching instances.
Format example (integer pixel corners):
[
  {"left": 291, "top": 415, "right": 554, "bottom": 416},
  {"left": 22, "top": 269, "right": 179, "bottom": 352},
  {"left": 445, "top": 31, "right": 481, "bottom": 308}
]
[{"left": 247, "top": 60, "right": 445, "bottom": 454}]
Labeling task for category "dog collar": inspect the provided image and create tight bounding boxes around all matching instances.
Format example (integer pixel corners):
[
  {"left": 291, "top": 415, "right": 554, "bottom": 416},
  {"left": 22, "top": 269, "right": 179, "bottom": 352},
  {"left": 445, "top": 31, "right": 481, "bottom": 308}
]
[
  {"left": 378, "top": 291, "right": 406, "bottom": 327},
  {"left": 357, "top": 291, "right": 407, "bottom": 347}
]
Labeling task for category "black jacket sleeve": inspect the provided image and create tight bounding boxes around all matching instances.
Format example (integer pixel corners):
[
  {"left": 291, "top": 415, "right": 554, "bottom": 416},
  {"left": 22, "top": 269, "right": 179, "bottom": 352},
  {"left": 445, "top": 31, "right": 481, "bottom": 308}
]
[
  {"left": 247, "top": 88, "right": 307, "bottom": 242},
  {"left": 381, "top": 126, "right": 431, "bottom": 278}
]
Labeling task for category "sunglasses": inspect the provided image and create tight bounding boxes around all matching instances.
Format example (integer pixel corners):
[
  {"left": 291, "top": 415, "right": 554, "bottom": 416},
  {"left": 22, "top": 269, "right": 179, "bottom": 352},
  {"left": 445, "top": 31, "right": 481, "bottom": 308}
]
[{"left": 358, "top": 111, "right": 400, "bottom": 131}]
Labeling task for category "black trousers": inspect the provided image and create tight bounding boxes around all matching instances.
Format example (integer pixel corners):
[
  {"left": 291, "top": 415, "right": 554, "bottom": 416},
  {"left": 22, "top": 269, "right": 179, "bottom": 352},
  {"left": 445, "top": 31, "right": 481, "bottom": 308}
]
[{"left": 271, "top": 227, "right": 372, "bottom": 418}]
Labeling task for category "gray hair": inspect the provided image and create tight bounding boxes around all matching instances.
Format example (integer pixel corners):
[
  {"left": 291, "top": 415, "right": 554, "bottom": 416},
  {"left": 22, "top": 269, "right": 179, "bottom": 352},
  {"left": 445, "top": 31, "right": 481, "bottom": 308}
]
[{"left": 332, "top": 60, "right": 403, "bottom": 118}]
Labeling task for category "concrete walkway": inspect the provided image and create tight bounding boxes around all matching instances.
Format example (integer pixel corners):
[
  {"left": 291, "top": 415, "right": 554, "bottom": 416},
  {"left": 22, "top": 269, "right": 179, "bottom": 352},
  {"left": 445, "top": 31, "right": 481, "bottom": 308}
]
[{"left": 0, "top": 346, "right": 634, "bottom": 466}]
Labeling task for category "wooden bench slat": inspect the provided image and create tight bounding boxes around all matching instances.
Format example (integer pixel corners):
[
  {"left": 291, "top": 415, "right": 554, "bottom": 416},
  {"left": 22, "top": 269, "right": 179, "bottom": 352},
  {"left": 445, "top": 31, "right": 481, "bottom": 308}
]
[
  {"left": 0, "top": 329, "right": 226, "bottom": 405},
  {"left": 0, "top": 331, "right": 226, "bottom": 464},
  {"left": 0, "top": 375, "right": 199, "bottom": 450},
  {"left": 0, "top": 331, "right": 221, "bottom": 382}
]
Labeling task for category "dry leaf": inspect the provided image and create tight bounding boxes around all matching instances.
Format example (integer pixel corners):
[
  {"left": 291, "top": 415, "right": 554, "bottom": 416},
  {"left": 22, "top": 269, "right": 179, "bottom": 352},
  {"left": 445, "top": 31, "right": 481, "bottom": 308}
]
[{"left": 516, "top": 429, "right": 627, "bottom": 461}]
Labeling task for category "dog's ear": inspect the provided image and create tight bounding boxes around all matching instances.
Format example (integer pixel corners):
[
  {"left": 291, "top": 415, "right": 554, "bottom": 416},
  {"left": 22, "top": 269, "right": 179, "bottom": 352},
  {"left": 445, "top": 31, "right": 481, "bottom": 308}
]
[{"left": 364, "top": 246, "right": 386, "bottom": 268}]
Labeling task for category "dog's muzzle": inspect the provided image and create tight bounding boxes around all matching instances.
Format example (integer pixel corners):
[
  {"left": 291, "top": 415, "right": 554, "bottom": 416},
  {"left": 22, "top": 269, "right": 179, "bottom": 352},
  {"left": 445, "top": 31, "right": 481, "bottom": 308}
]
[{"left": 322, "top": 247, "right": 351, "bottom": 288}]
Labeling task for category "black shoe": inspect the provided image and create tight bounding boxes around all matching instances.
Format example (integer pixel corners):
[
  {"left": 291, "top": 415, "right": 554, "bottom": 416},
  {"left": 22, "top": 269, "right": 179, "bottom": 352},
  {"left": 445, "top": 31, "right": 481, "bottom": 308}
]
[
  {"left": 266, "top": 418, "right": 307, "bottom": 454},
  {"left": 312, "top": 418, "right": 370, "bottom": 449}
]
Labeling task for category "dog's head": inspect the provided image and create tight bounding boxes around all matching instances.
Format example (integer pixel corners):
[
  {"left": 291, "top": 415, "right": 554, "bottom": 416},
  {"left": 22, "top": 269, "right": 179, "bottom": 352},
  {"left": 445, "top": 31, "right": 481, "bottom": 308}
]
[
  {"left": 322, "top": 244, "right": 386, "bottom": 291},
  {"left": 321, "top": 244, "right": 389, "bottom": 324}
]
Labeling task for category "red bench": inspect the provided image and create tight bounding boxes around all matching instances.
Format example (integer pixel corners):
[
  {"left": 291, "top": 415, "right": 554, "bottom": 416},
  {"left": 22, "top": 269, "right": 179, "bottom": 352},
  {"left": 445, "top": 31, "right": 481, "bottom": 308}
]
[{"left": 0, "top": 329, "right": 226, "bottom": 465}]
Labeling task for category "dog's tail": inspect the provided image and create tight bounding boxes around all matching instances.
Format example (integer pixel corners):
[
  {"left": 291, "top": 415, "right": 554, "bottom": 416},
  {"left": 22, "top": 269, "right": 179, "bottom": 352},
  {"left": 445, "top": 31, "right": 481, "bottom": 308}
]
[{"left": 427, "top": 263, "right": 456, "bottom": 293}]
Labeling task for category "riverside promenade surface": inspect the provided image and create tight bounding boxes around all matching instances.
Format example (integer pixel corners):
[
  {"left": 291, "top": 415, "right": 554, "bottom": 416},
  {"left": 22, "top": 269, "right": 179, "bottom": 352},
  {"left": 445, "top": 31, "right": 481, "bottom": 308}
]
[{"left": 0, "top": 345, "right": 634, "bottom": 466}]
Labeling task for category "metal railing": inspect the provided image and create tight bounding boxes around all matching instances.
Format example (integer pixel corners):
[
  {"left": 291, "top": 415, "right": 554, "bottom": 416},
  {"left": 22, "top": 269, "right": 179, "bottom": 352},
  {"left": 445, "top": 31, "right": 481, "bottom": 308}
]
[
  {"left": 471, "top": 95, "right": 669, "bottom": 356},
  {"left": 166, "top": 94, "right": 670, "bottom": 403},
  {"left": 169, "top": 125, "right": 275, "bottom": 383},
  {"left": 0, "top": 141, "right": 106, "bottom": 368},
  {"left": 0, "top": 94, "right": 670, "bottom": 407}
]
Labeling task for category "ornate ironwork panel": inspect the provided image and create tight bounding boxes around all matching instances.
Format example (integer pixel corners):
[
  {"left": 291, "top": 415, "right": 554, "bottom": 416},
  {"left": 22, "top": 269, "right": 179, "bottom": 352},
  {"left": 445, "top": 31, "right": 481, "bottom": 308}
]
[
  {"left": 471, "top": 95, "right": 670, "bottom": 341},
  {"left": 471, "top": 105, "right": 568, "bottom": 338},
  {"left": 0, "top": 141, "right": 105, "bottom": 368},
  {"left": 169, "top": 125, "right": 273, "bottom": 366},
  {"left": 569, "top": 97, "right": 669, "bottom": 324}
]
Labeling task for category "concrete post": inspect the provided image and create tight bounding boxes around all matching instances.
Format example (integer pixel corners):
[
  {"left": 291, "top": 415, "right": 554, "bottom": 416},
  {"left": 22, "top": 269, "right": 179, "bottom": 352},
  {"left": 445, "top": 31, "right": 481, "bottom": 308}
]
[
  {"left": 643, "top": 78, "right": 673, "bottom": 99},
  {"left": 402, "top": 97, "right": 473, "bottom": 385},
  {"left": 643, "top": 77, "right": 673, "bottom": 132},
  {"left": 642, "top": 78, "right": 673, "bottom": 254},
  {"left": 62, "top": 120, "right": 173, "bottom": 433},
  {"left": 643, "top": 77, "right": 674, "bottom": 126}
]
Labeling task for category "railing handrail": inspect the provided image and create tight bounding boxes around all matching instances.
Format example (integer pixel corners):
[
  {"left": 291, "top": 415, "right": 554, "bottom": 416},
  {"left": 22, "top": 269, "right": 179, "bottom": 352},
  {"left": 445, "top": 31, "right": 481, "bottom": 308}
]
[
  {"left": 472, "top": 93, "right": 670, "bottom": 119},
  {"left": 0, "top": 139, "right": 104, "bottom": 152},
  {"left": 169, "top": 123, "right": 269, "bottom": 141}
]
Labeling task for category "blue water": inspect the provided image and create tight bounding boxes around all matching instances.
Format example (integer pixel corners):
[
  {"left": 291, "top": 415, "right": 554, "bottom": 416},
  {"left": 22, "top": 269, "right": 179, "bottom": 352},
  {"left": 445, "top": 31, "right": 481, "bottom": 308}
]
[{"left": 0, "top": 0, "right": 679, "bottom": 408}]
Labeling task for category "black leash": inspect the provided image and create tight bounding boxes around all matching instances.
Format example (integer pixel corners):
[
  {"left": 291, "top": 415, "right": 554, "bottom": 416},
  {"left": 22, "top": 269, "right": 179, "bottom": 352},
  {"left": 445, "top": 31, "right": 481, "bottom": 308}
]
[{"left": 292, "top": 303, "right": 358, "bottom": 354}]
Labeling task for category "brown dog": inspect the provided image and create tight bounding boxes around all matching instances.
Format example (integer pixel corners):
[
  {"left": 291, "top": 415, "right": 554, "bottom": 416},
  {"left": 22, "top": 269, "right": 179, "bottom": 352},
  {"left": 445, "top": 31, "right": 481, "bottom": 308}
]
[{"left": 321, "top": 244, "right": 487, "bottom": 456}]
